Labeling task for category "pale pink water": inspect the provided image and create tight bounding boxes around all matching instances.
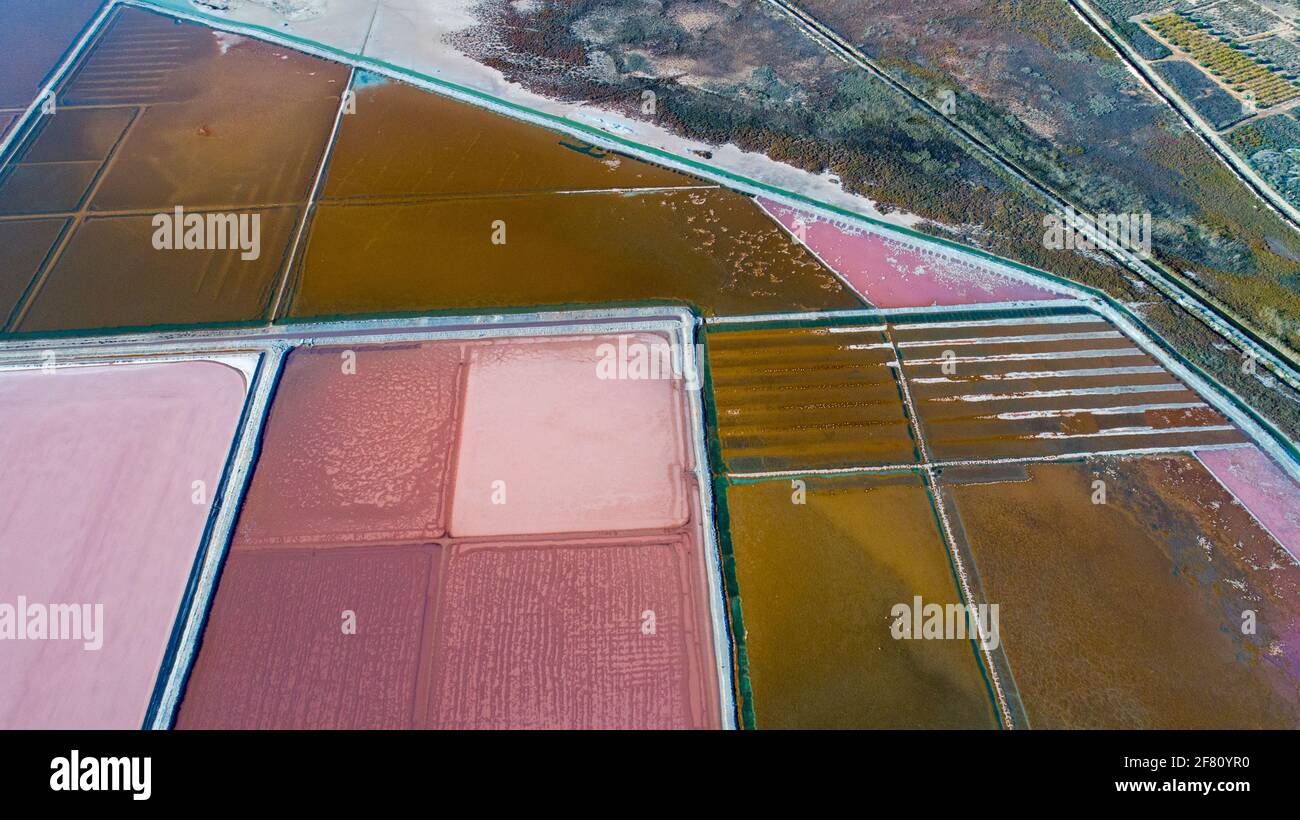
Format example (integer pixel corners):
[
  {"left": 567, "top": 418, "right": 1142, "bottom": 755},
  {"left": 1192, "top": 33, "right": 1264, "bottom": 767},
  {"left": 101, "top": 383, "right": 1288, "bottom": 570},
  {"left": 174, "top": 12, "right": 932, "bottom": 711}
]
[
  {"left": 0, "top": 360, "right": 248, "bottom": 728},
  {"left": 1197, "top": 446, "right": 1300, "bottom": 559},
  {"left": 759, "top": 198, "right": 1063, "bottom": 307},
  {"left": 449, "top": 333, "right": 691, "bottom": 537}
]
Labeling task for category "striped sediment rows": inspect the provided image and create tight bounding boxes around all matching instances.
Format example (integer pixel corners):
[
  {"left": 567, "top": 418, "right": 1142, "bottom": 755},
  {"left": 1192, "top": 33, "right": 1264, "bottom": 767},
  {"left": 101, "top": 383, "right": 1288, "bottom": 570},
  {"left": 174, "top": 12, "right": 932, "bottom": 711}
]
[
  {"left": 708, "top": 310, "right": 1242, "bottom": 474},
  {"left": 891, "top": 314, "right": 1245, "bottom": 462},
  {"left": 706, "top": 325, "right": 916, "bottom": 472},
  {"left": 59, "top": 8, "right": 206, "bottom": 106}
]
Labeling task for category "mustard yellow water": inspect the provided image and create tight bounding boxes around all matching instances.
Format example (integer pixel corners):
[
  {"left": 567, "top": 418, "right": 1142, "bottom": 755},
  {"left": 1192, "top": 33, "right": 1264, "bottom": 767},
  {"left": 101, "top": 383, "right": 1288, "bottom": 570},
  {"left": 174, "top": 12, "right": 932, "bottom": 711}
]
[
  {"left": 725, "top": 473, "right": 999, "bottom": 729},
  {"left": 292, "top": 189, "right": 859, "bottom": 318}
]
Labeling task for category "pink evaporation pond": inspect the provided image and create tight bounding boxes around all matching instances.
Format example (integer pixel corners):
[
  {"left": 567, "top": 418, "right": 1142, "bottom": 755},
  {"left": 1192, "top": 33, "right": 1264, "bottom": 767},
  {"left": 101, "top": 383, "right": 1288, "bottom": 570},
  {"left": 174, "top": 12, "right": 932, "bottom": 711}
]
[
  {"left": 232, "top": 344, "right": 461, "bottom": 548},
  {"left": 759, "top": 198, "right": 1063, "bottom": 308},
  {"left": 175, "top": 545, "right": 438, "bottom": 730},
  {"left": 428, "top": 537, "right": 720, "bottom": 729},
  {"left": 450, "top": 333, "right": 692, "bottom": 537},
  {"left": 0, "top": 359, "right": 248, "bottom": 728},
  {"left": 1198, "top": 446, "right": 1300, "bottom": 559}
]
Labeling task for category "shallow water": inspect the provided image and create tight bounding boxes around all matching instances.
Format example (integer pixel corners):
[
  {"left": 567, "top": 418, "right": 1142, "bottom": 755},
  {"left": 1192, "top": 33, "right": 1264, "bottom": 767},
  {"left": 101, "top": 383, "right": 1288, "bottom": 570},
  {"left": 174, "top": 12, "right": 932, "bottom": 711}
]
[
  {"left": 178, "top": 332, "right": 722, "bottom": 729},
  {"left": 428, "top": 536, "right": 718, "bottom": 729},
  {"left": 725, "top": 473, "right": 1000, "bottom": 729},
  {"left": 0, "top": 218, "right": 65, "bottom": 323},
  {"left": 707, "top": 325, "right": 917, "bottom": 471},
  {"left": 232, "top": 343, "right": 462, "bottom": 548},
  {"left": 0, "top": 0, "right": 104, "bottom": 109},
  {"left": 0, "top": 359, "right": 249, "bottom": 729},
  {"left": 73, "top": 10, "right": 347, "bottom": 210},
  {"left": 293, "top": 188, "right": 858, "bottom": 318},
  {"left": 17, "top": 207, "right": 300, "bottom": 333},
  {"left": 760, "top": 198, "right": 1064, "bottom": 308},
  {"left": 0, "top": 7, "right": 348, "bottom": 334},
  {"left": 942, "top": 456, "right": 1300, "bottom": 728}
]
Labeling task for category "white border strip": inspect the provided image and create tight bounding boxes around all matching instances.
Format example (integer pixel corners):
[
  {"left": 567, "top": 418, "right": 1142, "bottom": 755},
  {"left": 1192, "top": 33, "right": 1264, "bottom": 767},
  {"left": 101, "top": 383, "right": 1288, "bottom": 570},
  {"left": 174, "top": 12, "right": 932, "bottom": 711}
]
[
  {"left": 149, "top": 343, "right": 285, "bottom": 728},
  {"left": 705, "top": 299, "right": 1085, "bottom": 326}
]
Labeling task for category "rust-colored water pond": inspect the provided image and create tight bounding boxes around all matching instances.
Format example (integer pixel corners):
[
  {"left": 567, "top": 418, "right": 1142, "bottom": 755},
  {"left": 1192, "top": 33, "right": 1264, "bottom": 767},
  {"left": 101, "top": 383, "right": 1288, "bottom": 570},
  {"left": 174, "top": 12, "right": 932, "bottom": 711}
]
[
  {"left": 0, "top": 6, "right": 346, "bottom": 335},
  {"left": 0, "top": 218, "right": 64, "bottom": 324},
  {"left": 2, "top": 12, "right": 859, "bottom": 333},
  {"left": 320, "top": 72, "right": 693, "bottom": 200},
  {"left": 940, "top": 455, "right": 1300, "bottom": 728}
]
